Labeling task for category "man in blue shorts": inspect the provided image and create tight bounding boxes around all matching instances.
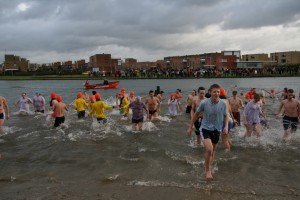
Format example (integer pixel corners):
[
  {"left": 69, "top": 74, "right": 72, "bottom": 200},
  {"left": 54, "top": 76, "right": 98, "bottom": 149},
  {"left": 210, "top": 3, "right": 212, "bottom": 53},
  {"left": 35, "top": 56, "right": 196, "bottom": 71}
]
[{"left": 188, "top": 84, "right": 228, "bottom": 180}]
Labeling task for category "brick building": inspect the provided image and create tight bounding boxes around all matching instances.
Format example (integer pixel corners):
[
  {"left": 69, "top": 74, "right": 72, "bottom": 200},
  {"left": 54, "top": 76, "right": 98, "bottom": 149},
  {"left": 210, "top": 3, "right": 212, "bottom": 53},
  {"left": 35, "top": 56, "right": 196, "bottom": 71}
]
[
  {"left": 3, "top": 54, "right": 29, "bottom": 72},
  {"left": 89, "top": 54, "right": 116, "bottom": 73}
]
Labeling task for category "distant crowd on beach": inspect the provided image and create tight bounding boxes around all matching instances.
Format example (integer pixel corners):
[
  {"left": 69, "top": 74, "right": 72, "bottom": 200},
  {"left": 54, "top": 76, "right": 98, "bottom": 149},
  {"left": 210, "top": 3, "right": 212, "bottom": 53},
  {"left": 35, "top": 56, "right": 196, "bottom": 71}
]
[
  {"left": 87, "top": 65, "right": 300, "bottom": 79},
  {"left": 0, "top": 85, "right": 300, "bottom": 180}
]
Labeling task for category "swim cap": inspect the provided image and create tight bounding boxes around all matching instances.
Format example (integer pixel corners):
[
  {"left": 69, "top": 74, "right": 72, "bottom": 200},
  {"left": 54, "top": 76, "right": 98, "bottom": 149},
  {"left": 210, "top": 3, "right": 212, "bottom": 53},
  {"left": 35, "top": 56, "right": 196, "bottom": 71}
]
[
  {"left": 121, "top": 88, "right": 125, "bottom": 91},
  {"left": 220, "top": 88, "right": 227, "bottom": 96},
  {"left": 130, "top": 91, "right": 134, "bottom": 95},
  {"left": 170, "top": 93, "right": 176, "bottom": 97},
  {"left": 77, "top": 92, "right": 83, "bottom": 98},
  {"left": 90, "top": 95, "right": 95, "bottom": 101},
  {"left": 50, "top": 92, "right": 56, "bottom": 99},
  {"left": 35, "top": 89, "right": 40, "bottom": 94},
  {"left": 57, "top": 96, "right": 62, "bottom": 102},
  {"left": 119, "top": 93, "right": 124, "bottom": 97},
  {"left": 95, "top": 93, "right": 101, "bottom": 100}
]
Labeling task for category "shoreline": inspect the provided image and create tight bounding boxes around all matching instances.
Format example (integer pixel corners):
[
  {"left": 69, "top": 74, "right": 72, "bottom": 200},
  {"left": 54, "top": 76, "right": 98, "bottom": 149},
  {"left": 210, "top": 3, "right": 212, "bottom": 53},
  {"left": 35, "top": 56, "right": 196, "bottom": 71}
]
[{"left": 0, "top": 74, "right": 300, "bottom": 80}]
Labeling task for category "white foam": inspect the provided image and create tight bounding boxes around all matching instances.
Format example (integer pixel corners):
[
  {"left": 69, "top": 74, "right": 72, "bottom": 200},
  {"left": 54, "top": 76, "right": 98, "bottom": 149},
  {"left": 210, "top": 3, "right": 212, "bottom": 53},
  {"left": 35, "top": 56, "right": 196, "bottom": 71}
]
[{"left": 156, "top": 115, "right": 172, "bottom": 122}]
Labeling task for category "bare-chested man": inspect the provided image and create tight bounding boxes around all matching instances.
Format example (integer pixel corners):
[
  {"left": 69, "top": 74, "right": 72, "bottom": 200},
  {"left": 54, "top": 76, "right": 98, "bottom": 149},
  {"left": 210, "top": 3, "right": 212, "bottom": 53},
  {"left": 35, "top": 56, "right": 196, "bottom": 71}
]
[
  {"left": 186, "top": 90, "right": 196, "bottom": 115},
  {"left": 228, "top": 91, "right": 244, "bottom": 125},
  {"left": 53, "top": 96, "right": 68, "bottom": 127},
  {"left": 145, "top": 90, "right": 160, "bottom": 120},
  {"left": 276, "top": 89, "right": 300, "bottom": 140},
  {"left": 190, "top": 87, "right": 206, "bottom": 144},
  {"left": 0, "top": 96, "right": 10, "bottom": 132}
]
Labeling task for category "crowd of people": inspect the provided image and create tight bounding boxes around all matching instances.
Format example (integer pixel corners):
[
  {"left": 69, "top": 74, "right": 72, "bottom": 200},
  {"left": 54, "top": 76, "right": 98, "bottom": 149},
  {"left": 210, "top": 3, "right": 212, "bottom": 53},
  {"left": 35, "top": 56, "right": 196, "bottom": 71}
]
[{"left": 0, "top": 85, "right": 300, "bottom": 180}]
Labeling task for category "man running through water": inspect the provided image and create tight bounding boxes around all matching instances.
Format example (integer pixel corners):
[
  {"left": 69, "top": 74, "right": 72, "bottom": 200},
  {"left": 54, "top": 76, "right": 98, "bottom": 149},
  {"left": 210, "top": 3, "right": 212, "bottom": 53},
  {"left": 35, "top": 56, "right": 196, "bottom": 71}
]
[
  {"left": 53, "top": 96, "right": 68, "bottom": 127},
  {"left": 186, "top": 90, "right": 196, "bottom": 115},
  {"left": 188, "top": 84, "right": 228, "bottom": 180},
  {"left": 276, "top": 89, "right": 300, "bottom": 140},
  {"left": 189, "top": 87, "right": 206, "bottom": 145},
  {"left": 145, "top": 90, "right": 160, "bottom": 120},
  {"left": 228, "top": 91, "right": 244, "bottom": 126},
  {"left": 0, "top": 96, "right": 10, "bottom": 132}
]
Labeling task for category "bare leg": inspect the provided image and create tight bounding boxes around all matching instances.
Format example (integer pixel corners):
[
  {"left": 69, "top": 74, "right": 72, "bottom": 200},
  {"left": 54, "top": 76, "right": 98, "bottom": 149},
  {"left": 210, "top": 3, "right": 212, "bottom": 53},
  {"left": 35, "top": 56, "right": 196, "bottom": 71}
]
[
  {"left": 203, "top": 139, "right": 217, "bottom": 180},
  {"left": 0, "top": 119, "right": 4, "bottom": 133},
  {"left": 283, "top": 128, "right": 290, "bottom": 140},
  {"left": 222, "top": 134, "right": 230, "bottom": 151},
  {"left": 132, "top": 123, "right": 137, "bottom": 131},
  {"left": 138, "top": 122, "right": 143, "bottom": 131},
  {"left": 196, "top": 135, "right": 201, "bottom": 145},
  {"left": 255, "top": 124, "right": 263, "bottom": 137}
]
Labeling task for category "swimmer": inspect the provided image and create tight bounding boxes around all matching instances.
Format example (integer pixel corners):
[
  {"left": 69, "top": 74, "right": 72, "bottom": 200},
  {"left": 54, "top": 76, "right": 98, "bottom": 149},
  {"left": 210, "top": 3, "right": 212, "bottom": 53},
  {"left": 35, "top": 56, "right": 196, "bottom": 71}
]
[
  {"left": 276, "top": 89, "right": 300, "bottom": 140},
  {"left": 220, "top": 88, "right": 234, "bottom": 151},
  {"left": 145, "top": 90, "right": 160, "bottom": 120},
  {"left": 118, "top": 93, "right": 129, "bottom": 118},
  {"left": 49, "top": 92, "right": 58, "bottom": 118},
  {"left": 73, "top": 92, "right": 89, "bottom": 118},
  {"left": 89, "top": 93, "right": 114, "bottom": 124},
  {"left": 189, "top": 86, "right": 206, "bottom": 145},
  {"left": 0, "top": 95, "right": 10, "bottom": 132},
  {"left": 129, "top": 96, "right": 149, "bottom": 131},
  {"left": 228, "top": 91, "right": 244, "bottom": 126},
  {"left": 128, "top": 91, "right": 136, "bottom": 104},
  {"left": 243, "top": 93, "right": 266, "bottom": 138},
  {"left": 175, "top": 89, "right": 182, "bottom": 111},
  {"left": 168, "top": 93, "right": 180, "bottom": 116},
  {"left": 185, "top": 90, "right": 196, "bottom": 115},
  {"left": 187, "top": 84, "right": 228, "bottom": 180},
  {"left": 53, "top": 96, "right": 68, "bottom": 127},
  {"left": 33, "top": 89, "right": 46, "bottom": 113},
  {"left": 15, "top": 93, "right": 33, "bottom": 115}
]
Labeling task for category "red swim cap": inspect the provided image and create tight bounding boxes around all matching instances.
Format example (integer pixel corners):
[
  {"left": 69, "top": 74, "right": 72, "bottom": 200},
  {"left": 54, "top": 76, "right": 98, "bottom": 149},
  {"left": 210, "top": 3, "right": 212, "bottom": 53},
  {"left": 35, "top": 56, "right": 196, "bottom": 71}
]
[
  {"left": 119, "top": 93, "right": 124, "bottom": 97},
  {"left": 50, "top": 92, "right": 56, "bottom": 99},
  {"left": 121, "top": 87, "right": 125, "bottom": 91},
  {"left": 57, "top": 96, "right": 62, "bottom": 102},
  {"left": 130, "top": 91, "right": 134, "bottom": 95},
  {"left": 77, "top": 92, "right": 83, "bottom": 98},
  {"left": 90, "top": 95, "right": 95, "bottom": 101},
  {"left": 170, "top": 93, "right": 175, "bottom": 97},
  {"left": 220, "top": 88, "right": 227, "bottom": 96},
  {"left": 95, "top": 93, "right": 101, "bottom": 100}
]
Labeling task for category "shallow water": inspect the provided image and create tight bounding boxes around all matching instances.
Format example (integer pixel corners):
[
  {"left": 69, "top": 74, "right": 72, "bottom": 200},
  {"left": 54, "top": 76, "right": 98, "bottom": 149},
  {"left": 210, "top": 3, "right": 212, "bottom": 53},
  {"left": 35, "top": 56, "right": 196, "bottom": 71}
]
[{"left": 0, "top": 78, "right": 300, "bottom": 200}]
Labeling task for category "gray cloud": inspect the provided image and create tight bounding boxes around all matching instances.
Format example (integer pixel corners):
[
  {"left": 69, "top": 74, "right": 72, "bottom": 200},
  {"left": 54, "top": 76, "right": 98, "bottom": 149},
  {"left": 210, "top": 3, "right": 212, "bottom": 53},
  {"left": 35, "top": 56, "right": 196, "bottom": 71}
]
[{"left": 0, "top": 0, "right": 299, "bottom": 63}]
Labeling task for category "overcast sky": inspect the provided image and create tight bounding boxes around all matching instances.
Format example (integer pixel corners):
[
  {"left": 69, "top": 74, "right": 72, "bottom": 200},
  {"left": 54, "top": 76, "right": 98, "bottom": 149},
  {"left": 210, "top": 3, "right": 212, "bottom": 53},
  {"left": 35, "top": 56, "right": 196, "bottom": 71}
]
[{"left": 1, "top": 0, "right": 300, "bottom": 63}]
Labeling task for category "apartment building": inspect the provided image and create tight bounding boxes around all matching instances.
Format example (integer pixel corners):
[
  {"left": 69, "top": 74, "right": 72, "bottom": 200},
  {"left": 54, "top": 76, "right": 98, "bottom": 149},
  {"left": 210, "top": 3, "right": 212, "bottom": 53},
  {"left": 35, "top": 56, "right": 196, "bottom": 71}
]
[
  {"left": 124, "top": 58, "right": 137, "bottom": 69},
  {"left": 270, "top": 51, "right": 300, "bottom": 65},
  {"left": 89, "top": 53, "right": 116, "bottom": 73},
  {"left": 4, "top": 54, "right": 29, "bottom": 72},
  {"left": 242, "top": 53, "right": 269, "bottom": 61}
]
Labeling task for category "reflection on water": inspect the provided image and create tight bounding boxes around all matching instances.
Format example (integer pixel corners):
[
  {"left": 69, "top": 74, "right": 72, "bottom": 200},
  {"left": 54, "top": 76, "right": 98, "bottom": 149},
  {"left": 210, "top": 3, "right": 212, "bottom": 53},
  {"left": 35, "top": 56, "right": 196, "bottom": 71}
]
[{"left": 0, "top": 78, "right": 300, "bottom": 199}]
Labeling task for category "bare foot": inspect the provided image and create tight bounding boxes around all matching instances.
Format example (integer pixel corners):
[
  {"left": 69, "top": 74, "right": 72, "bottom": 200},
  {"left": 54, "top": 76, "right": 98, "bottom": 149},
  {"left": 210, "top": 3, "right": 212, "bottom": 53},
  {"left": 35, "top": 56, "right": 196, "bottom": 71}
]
[{"left": 206, "top": 171, "right": 213, "bottom": 180}]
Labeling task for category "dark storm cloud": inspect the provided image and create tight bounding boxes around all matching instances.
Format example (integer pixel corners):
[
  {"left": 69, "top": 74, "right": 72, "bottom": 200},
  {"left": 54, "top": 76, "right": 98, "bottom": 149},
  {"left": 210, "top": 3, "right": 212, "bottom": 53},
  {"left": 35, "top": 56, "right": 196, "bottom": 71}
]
[
  {"left": 0, "top": 0, "right": 299, "bottom": 63},
  {"left": 222, "top": 0, "right": 300, "bottom": 29}
]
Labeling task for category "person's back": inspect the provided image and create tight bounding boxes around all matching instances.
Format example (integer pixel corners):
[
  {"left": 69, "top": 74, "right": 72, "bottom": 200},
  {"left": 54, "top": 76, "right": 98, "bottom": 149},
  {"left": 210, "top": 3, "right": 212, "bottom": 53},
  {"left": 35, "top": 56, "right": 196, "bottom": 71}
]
[
  {"left": 90, "top": 100, "right": 113, "bottom": 119},
  {"left": 54, "top": 102, "right": 67, "bottom": 117},
  {"left": 74, "top": 98, "right": 88, "bottom": 112},
  {"left": 130, "top": 101, "right": 146, "bottom": 120}
]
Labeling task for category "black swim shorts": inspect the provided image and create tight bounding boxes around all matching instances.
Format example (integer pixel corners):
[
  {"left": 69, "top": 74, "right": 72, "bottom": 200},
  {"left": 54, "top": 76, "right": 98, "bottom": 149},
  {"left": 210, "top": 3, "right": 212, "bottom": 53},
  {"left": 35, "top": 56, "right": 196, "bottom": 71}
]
[{"left": 200, "top": 128, "right": 220, "bottom": 144}]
